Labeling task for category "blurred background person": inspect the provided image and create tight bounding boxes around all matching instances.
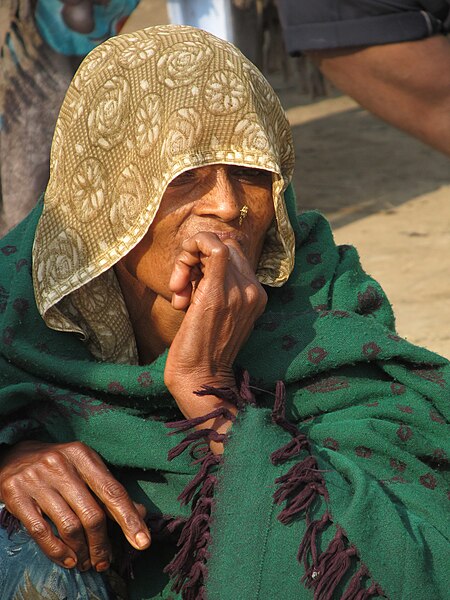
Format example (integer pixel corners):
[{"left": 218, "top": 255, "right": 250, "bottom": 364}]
[
  {"left": 276, "top": 0, "right": 450, "bottom": 156},
  {"left": 0, "top": 0, "right": 141, "bottom": 236}
]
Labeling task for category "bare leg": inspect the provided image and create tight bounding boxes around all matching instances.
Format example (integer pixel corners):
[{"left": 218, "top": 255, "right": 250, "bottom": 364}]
[{"left": 307, "top": 35, "right": 450, "bottom": 155}]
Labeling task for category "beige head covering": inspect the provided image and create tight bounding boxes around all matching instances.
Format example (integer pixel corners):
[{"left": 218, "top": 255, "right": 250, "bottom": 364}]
[{"left": 32, "top": 25, "right": 295, "bottom": 364}]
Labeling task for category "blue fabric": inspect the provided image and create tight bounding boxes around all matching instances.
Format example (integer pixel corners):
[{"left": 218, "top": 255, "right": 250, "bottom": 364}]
[
  {"left": 0, "top": 517, "right": 112, "bottom": 600},
  {"left": 35, "top": 0, "right": 140, "bottom": 56}
]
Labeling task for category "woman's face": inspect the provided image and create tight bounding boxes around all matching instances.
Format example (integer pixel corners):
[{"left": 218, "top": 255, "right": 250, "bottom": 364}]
[{"left": 121, "top": 164, "right": 275, "bottom": 301}]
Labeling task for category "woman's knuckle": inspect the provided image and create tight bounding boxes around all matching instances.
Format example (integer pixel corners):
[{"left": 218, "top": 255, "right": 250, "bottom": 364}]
[
  {"left": 28, "top": 519, "right": 49, "bottom": 539},
  {"left": 46, "top": 543, "right": 67, "bottom": 561},
  {"left": 211, "top": 245, "right": 228, "bottom": 259},
  {"left": 65, "top": 441, "right": 89, "bottom": 458},
  {"left": 20, "top": 466, "right": 41, "bottom": 484},
  {"left": 1, "top": 475, "right": 19, "bottom": 495},
  {"left": 41, "top": 451, "right": 64, "bottom": 470},
  {"left": 90, "top": 543, "right": 110, "bottom": 560},
  {"left": 101, "top": 480, "right": 127, "bottom": 502},
  {"left": 246, "top": 287, "right": 258, "bottom": 303},
  {"left": 60, "top": 518, "right": 82, "bottom": 538},
  {"left": 245, "top": 283, "right": 263, "bottom": 305},
  {"left": 83, "top": 509, "right": 106, "bottom": 532},
  {"left": 122, "top": 512, "right": 140, "bottom": 531},
  {"left": 258, "top": 289, "right": 268, "bottom": 308}
]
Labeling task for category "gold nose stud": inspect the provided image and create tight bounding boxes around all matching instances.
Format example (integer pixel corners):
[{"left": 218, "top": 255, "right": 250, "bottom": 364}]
[{"left": 239, "top": 205, "right": 249, "bottom": 226}]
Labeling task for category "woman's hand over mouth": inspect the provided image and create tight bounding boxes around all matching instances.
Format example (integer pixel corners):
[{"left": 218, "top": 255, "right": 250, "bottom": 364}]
[{"left": 164, "top": 232, "right": 268, "bottom": 452}]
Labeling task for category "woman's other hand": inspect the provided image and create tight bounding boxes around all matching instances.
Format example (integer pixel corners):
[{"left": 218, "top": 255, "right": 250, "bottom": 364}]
[
  {"left": 0, "top": 440, "right": 150, "bottom": 570},
  {"left": 165, "top": 232, "right": 268, "bottom": 448}
]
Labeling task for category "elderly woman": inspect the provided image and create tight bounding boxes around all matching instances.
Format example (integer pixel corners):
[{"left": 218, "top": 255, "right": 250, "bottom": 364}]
[{"left": 0, "top": 25, "right": 448, "bottom": 600}]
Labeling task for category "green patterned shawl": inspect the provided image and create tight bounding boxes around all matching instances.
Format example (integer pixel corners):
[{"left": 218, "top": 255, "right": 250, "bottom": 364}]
[{"left": 0, "top": 189, "right": 449, "bottom": 599}]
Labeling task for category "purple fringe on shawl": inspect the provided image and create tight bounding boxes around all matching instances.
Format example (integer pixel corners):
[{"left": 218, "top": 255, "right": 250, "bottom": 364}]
[
  {"left": 270, "top": 380, "right": 385, "bottom": 600},
  {"left": 193, "top": 376, "right": 255, "bottom": 410},
  {"left": 164, "top": 397, "right": 238, "bottom": 600},
  {"left": 341, "top": 564, "right": 384, "bottom": 600}
]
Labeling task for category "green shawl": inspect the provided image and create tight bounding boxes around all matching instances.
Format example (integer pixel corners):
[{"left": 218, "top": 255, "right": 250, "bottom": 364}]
[{"left": 1, "top": 190, "right": 449, "bottom": 599}]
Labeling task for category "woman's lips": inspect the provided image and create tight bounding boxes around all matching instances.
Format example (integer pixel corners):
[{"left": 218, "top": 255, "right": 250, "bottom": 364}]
[
  {"left": 184, "top": 226, "right": 248, "bottom": 248},
  {"left": 211, "top": 231, "right": 245, "bottom": 245}
]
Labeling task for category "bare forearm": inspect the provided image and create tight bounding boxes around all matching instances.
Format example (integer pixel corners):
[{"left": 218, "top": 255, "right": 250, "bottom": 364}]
[{"left": 308, "top": 35, "right": 450, "bottom": 155}]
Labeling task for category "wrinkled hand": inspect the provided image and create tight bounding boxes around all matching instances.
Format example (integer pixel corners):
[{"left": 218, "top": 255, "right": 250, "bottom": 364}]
[
  {"left": 165, "top": 232, "right": 267, "bottom": 441},
  {"left": 0, "top": 440, "right": 151, "bottom": 570}
]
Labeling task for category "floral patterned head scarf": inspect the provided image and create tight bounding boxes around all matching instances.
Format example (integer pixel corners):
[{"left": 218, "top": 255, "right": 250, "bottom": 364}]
[{"left": 32, "top": 25, "right": 295, "bottom": 363}]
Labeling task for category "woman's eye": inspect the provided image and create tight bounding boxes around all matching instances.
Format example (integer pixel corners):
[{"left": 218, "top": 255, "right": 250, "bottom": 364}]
[
  {"left": 168, "top": 171, "right": 196, "bottom": 187},
  {"left": 232, "top": 168, "right": 272, "bottom": 184}
]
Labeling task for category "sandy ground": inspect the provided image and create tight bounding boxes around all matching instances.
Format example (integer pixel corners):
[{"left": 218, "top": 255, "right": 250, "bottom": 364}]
[
  {"left": 283, "top": 95, "right": 450, "bottom": 358},
  {"left": 124, "top": 3, "right": 450, "bottom": 358}
]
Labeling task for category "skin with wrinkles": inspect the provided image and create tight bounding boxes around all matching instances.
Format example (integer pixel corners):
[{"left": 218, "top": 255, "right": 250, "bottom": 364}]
[
  {"left": 0, "top": 440, "right": 150, "bottom": 572},
  {"left": 0, "top": 163, "right": 274, "bottom": 571}
]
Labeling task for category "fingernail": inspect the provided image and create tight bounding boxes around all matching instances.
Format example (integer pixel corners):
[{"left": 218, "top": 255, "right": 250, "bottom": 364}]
[
  {"left": 95, "top": 561, "right": 110, "bottom": 572},
  {"left": 135, "top": 531, "right": 150, "bottom": 548},
  {"left": 81, "top": 560, "right": 91, "bottom": 571},
  {"left": 63, "top": 557, "right": 76, "bottom": 568}
]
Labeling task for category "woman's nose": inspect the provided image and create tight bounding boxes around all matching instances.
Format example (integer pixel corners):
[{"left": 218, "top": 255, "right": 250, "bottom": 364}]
[{"left": 195, "top": 168, "right": 242, "bottom": 222}]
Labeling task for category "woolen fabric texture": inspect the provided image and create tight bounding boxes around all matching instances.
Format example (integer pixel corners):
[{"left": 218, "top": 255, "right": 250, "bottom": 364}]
[{"left": 1, "top": 187, "right": 449, "bottom": 599}]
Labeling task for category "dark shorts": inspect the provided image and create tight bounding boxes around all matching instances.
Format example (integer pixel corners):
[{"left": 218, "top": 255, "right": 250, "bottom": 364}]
[{"left": 276, "top": 0, "right": 450, "bottom": 54}]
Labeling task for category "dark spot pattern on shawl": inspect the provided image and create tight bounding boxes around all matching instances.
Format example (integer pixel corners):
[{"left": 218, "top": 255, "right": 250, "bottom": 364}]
[
  {"left": 282, "top": 335, "right": 297, "bottom": 351},
  {"left": 34, "top": 384, "right": 113, "bottom": 422},
  {"left": 137, "top": 371, "right": 153, "bottom": 387},
  {"left": 15, "top": 258, "right": 29, "bottom": 272},
  {"left": 411, "top": 367, "right": 446, "bottom": 388},
  {"left": 388, "top": 333, "right": 401, "bottom": 342},
  {"left": 396, "top": 424, "right": 413, "bottom": 442},
  {"left": 280, "top": 286, "right": 295, "bottom": 304},
  {"left": 304, "top": 232, "right": 318, "bottom": 246},
  {"left": 390, "top": 458, "right": 407, "bottom": 472},
  {"left": 338, "top": 244, "right": 352, "bottom": 256},
  {"left": 307, "top": 253, "right": 322, "bottom": 265},
  {"left": 305, "top": 376, "right": 349, "bottom": 394},
  {"left": 419, "top": 473, "right": 437, "bottom": 490},
  {"left": 390, "top": 382, "right": 406, "bottom": 395},
  {"left": 13, "top": 298, "right": 29, "bottom": 318},
  {"left": 255, "top": 320, "right": 280, "bottom": 332},
  {"left": 1, "top": 245, "right": 17, "bottom": 256},
  {"left": 362, "top": 342, "right": 381, "bottom": 359},
  {"left": 356, "top": 285, "right": 384, "bottom": 316},
  {"left": 107, "top": 381, "right": 126, "bottom": 393},
  {"left": 429, "top": 409, "right": 445, "bottom": 424},
  {"left": 318, "top": 310, "right": 350, "bottom": 319},
  {"left": 355, "top": 446, "right": 373, "bottom": 459},
  {"left": 311, "top": 276, "right": 326, "bottom": 291},
  {"left": 323, "top": 437, "right": 340, "bottom": 451},
  {"left": 307, "top": 347, "right": 328, "bottom": 365},
  {"left": 314, "top": 303, "right": 328, "bottom": 312}
]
